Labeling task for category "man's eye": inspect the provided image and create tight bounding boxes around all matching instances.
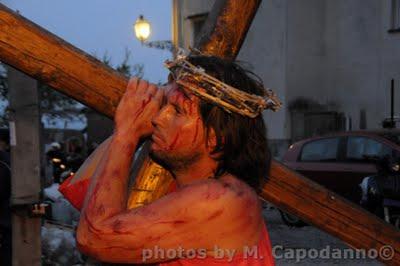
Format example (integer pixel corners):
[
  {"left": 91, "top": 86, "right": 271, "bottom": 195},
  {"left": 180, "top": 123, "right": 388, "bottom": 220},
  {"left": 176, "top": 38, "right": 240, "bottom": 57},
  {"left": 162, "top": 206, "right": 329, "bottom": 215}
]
[{"left": 172, "top": 105, "right": 182, "bottom": 114}]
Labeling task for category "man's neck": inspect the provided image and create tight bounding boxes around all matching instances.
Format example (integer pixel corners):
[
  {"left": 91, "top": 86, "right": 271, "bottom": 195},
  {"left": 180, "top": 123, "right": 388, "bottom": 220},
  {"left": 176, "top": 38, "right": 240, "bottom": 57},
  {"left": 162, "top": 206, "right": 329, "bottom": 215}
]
[{"left": 172, "top": 155, "right": 217, "bottom": 187}]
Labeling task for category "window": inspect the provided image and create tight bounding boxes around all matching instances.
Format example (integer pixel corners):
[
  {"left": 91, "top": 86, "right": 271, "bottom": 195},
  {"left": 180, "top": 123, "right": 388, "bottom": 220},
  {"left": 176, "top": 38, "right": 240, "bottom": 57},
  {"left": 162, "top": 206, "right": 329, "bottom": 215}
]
[
  {"left": 187, "top": 13, "right": 208, "bottom": 44},
  {"left": 192, "top": 18, "right": 206, "bottom": 40},
  {"left": 389, "top": 0, "right": 400, "bottom": 32},
  {"left": 300, "top": 138, "right": 340, "bottom": 162},
  {"left": 346, "top": 137, "right": 392, "bottom": 161}
]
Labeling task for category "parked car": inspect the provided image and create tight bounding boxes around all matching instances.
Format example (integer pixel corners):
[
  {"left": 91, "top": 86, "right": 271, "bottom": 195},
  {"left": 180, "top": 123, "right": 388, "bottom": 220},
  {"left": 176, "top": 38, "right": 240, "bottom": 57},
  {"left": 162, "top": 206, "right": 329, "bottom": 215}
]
[{"left": 280, "top": 129, "right": 400, "bottom": 226}]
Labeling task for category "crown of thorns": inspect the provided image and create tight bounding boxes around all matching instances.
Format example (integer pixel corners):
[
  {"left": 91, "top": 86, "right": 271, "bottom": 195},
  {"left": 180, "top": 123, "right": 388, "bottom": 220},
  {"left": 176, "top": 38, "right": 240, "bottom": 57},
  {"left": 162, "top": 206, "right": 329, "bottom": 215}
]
[{"left": 164, "top": 50, "right": 282, "bottom": 118}]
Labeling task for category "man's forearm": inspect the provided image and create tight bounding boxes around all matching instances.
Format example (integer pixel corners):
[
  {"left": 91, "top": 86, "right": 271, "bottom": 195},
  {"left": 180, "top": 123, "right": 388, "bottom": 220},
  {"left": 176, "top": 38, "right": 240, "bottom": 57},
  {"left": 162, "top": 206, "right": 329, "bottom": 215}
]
[{"left": 82, "top": 133, "right": 138, "bottom": 224}]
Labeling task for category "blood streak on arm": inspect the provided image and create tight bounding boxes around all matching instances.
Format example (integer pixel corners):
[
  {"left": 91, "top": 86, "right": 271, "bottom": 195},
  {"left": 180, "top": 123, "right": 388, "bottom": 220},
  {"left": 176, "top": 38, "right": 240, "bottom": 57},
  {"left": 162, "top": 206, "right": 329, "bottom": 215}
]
[
  {"left": 206, "top": 209, "right": 224, "bottom": 221},
  {"left": 78, "top": 176, "right": 248, "bottom": 264},
  {"left": 78, "top": 133, "right": 138, "bottom": 243}
]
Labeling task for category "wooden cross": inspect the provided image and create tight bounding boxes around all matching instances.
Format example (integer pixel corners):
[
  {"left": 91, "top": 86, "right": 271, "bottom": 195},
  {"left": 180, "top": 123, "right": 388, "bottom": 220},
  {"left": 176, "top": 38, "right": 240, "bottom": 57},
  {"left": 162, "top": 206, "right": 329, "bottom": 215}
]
[{"left": 0, "top": 1, "right": 399, "bottom": 264}]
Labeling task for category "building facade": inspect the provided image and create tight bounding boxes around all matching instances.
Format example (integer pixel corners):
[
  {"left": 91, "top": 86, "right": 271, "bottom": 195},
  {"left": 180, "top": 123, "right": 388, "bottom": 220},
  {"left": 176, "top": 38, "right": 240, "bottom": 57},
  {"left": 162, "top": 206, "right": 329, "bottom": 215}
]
[{"left": 172, "top": 0, "right": 400, "bottom": 158}]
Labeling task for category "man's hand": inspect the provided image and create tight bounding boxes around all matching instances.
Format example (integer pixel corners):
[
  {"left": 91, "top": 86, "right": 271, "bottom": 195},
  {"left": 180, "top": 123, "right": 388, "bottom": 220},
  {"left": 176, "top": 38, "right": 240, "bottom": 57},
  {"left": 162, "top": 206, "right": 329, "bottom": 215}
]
[{"left": 115, "top": 78, "right": 164, "bottom": 141}]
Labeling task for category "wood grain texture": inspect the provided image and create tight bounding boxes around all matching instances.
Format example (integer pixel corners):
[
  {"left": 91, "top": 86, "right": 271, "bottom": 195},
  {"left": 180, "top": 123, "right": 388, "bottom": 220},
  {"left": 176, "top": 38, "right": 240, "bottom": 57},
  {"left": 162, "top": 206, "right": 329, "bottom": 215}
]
[
  {"left": 0, "top": 4, "right": 126, "bottom": 118},
  {"left": 265, "top": 161, "right": 400, "bottom": 265},
  {"left": 194, "top": 0, "right": 261, "bottom": 60},
  {"left": 0, "top": 2, "right": 399, "bottom": 264}
]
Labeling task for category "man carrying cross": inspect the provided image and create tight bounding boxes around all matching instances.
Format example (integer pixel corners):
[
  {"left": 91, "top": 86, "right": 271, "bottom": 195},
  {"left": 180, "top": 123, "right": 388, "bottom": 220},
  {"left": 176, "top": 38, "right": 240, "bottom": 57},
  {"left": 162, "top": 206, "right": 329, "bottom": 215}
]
[{"left": 60, "top": 53, "right": 279, "bottom": 265}]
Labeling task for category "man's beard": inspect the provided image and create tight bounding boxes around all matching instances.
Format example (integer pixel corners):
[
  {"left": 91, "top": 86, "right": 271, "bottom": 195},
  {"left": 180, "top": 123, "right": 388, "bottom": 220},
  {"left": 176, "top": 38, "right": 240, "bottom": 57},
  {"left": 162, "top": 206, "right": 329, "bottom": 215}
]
[{"left": 149, "top": 148, "right": 201, "bottom": 174}]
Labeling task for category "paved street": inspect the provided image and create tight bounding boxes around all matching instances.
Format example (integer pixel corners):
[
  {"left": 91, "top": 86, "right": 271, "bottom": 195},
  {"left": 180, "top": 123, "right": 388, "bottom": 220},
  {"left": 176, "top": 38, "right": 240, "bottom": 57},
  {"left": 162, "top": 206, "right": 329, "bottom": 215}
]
[{"left": 262, "top": 207, "right": 383, "bottom": 265}]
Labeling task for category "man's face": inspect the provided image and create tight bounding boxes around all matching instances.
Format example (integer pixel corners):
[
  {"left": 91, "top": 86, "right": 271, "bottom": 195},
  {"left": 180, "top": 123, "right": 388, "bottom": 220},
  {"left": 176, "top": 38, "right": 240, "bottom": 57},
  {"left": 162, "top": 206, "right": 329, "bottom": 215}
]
[{"left": 150, "top": 82, "right": 208, "bottom": 170}]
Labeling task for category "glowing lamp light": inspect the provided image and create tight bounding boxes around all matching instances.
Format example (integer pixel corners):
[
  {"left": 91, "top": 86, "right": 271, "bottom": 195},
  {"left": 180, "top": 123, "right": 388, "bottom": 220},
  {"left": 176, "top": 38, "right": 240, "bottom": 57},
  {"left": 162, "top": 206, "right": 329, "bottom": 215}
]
[
  {"left": 52, "top": 158, "right": 61, "bottom": 163},
  {"left": 134, "top": 15, "right": 151, "bottom": 42}
]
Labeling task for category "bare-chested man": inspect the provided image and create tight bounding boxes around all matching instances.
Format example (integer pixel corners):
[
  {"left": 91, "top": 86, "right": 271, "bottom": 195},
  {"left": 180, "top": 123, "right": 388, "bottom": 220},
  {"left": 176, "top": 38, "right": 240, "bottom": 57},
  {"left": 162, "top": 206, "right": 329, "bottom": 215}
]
[{"left": 60, "top": 55, "right": 276, "bottom": 265}]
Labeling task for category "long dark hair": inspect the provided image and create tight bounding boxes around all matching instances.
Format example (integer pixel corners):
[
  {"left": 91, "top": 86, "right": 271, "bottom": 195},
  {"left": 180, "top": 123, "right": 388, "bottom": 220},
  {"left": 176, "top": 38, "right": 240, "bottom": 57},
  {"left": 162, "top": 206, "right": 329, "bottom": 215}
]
[{"left": 187, "top": 55, "right": 271, "bottom": 189}]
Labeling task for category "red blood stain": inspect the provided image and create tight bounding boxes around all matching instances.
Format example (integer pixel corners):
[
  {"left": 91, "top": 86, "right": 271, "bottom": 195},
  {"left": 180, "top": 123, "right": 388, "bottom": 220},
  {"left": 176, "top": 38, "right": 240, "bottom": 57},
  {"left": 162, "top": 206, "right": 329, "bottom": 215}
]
[
  {"left": 139, "top": 207, "right": 156, "bottom": 217},
  {"left": 183, "top": 98, "right": 195, "bottom": 115},
  {"left": 111, "top": 169, "right": 121, "bottom": 177},
  {"left": 102, "top": 184, "right": 111, "bottom": 192},
  {"left": 206, "top": 209, "right": 224, "bottom": 221},
  {"left": 204, "top": 190, "right": 211, "bottom": 199},
  {"left": 112, "top": 219, "right": 123, "bottom": 232},
  {"left": 236, "top": 190, "right": 245, "bottom": 197},
  {"left": 96, "top": 204, "right": 106, "bottom": 216},
  {"left": 192, "top": 118, "right": 200, "bottom": 144},
  {"left": 172, "top": 220, "right": 187, "bottom": 225},
  {"left": 147, "top": 235, "right": 161, "bottom": 242},
  {"left": 237, "top": 203, "right": 255, "bottom": 222},
  {"left": 132, "top": 95, "right": 152, "bottom": 120},
  {"left": 188, "top": 102, "right": 193, "bottom": 115},
  {"left": 176, "top": 91, "right": 185, "bottom": 107},
  {"left": 84, "top": 212, "right": 100, "bottom": 233},
  {"left": 125, "top": 142, "right": 135, "bottom": 152},
  {"left": 169, "top": 89, "right": 181, "bottom": 104},
  {"left": 168, "top": 133, "right": 180, "bottom": 150},
  {"left": 203, "top": 188, "right": 227, "bottom": 200},
  {"left": 142, "top": 95, "right": 152, "bottom": 108},
  {"left": 222, "top": 182, "right": 231, "bottom": 188},
  {"left": 92, "top": 184, "right": 101, "bottom": 196},
  {"left": 154, "top": 220, "right": 187, "bottom": 227},
  {"left": 132, "top": 107, "right": 144, "bottom": 120}
]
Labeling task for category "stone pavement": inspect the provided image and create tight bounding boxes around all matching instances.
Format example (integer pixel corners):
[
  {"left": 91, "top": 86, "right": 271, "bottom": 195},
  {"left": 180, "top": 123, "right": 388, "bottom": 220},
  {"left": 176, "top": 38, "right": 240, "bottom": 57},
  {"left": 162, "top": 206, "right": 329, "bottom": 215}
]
[{"left": 263, "top": 207, "right": 384, "bottom": 265}]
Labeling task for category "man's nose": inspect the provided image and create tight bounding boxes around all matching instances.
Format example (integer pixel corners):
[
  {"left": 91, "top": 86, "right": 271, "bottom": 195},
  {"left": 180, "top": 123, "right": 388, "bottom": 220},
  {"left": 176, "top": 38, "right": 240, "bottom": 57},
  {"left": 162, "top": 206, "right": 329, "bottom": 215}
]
[
  {"left": 151, "top": 107, "right": 164, "bottom": 129},
  {"left": 151, "top": 114, "right": 159, "bottom": 128}
]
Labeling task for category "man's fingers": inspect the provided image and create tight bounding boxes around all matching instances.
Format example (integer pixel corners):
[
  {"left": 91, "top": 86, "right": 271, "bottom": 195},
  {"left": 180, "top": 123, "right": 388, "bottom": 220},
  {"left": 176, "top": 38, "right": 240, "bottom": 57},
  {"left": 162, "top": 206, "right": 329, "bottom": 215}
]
[
  {"left": 137, "top": 79, "right": 149, "bottom": 95},
  {"left": 147, "top": 84, "right": 158, "bottom": 97},
  {"left": 127, "top": 77, "right": 139, "bottom": 94},
  {"left": 153, "top": 89, "right": 164, "bottom": 107}
]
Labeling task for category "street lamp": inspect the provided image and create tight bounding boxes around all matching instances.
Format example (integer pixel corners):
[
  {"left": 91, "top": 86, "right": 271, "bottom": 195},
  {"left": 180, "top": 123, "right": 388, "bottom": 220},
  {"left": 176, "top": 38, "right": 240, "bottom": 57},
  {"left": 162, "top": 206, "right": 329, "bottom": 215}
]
[
  {"left": 134, "top": 15, "right": 151, "bottom": 42},
  {"left": 133, "top": 15, "right": 174, "bottom": 52}
]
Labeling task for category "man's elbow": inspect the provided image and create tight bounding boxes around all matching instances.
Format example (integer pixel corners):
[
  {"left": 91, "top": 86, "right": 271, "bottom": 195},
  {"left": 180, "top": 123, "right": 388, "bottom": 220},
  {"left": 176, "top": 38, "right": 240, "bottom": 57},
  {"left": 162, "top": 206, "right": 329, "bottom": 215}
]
[
  {"left": 76, "top": 220, "right": 104, "bottom": 258},
  {"left": 76, "top": 230, "right": 112, "bottom": 262},
  {"left": 76, "top": 227, "right": 143, "bottom": 264},
  {"left": 76, "top": 225, "right": 94, "bottom": 256}
]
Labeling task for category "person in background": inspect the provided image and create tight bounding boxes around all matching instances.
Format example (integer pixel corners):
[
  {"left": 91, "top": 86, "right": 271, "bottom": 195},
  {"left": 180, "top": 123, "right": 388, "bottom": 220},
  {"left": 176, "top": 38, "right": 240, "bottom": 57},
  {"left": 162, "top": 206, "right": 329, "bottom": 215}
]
[
  {"left": 66, "top": 140, "right": 84, "bottom": 173},
  {"left": 46, "top": 142, "right": 66, "bottom": 183}
]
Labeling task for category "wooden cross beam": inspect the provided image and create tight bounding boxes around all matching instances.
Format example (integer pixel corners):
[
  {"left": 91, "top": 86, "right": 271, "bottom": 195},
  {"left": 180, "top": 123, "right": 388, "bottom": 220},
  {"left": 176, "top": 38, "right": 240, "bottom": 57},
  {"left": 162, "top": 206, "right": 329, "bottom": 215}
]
[{"left": 0, "top": 2, "right": 399, "bottom": 264}]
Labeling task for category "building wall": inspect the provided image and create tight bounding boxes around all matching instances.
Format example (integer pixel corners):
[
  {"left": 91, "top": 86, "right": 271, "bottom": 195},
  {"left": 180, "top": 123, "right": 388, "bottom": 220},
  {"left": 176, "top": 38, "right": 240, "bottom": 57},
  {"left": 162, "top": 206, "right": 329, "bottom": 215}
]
[
  {"left": 172, "top": 0, "right": 215, "bottom": 47},
  {"left": 323, "top": 0, "right": 400, "bottom": 130},
  {"left": 173, "top": 0, "right": 400, "bottom": 158},
  {"left": 237, "top": 0, "right": 290, "bottom": 157}
]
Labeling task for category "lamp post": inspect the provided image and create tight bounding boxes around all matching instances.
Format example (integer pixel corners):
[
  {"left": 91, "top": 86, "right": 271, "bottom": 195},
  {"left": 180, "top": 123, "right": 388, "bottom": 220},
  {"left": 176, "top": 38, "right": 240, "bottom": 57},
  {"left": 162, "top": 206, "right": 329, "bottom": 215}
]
[{"left": 133, "top": 15, "right": 174, "bottom": 52}]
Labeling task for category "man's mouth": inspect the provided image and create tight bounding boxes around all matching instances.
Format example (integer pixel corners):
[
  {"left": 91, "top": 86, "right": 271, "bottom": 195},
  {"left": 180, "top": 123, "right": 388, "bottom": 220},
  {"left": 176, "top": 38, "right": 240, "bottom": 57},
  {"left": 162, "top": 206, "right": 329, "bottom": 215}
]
[{"left": 151, "top": 132, "right": 164, "bottom": 143}]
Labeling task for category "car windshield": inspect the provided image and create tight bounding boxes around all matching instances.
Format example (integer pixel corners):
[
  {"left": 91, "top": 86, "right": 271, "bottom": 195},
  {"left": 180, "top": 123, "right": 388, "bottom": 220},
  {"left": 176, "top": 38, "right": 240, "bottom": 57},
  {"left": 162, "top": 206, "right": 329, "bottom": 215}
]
[{"left": 380, "top": 132, "right": 400, "bottom": 146}]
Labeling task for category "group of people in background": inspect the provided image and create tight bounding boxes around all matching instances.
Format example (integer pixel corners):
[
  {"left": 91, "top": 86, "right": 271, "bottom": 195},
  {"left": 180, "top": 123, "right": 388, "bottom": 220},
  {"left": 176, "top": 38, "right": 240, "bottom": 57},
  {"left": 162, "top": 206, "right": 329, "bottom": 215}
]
[
  {"left": 0, "top": 129, "right": 87, "bottom": 266},
  {"left": 46, "top": 139, "right": 85, "bottom": 184}
]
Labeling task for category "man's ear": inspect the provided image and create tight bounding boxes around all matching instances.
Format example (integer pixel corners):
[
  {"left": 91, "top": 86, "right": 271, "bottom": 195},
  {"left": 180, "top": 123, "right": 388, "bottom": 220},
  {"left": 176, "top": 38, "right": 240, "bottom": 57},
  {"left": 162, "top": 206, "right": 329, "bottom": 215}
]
[{"left": 206, "top": 127, "right": 223, "bottom": 158}]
